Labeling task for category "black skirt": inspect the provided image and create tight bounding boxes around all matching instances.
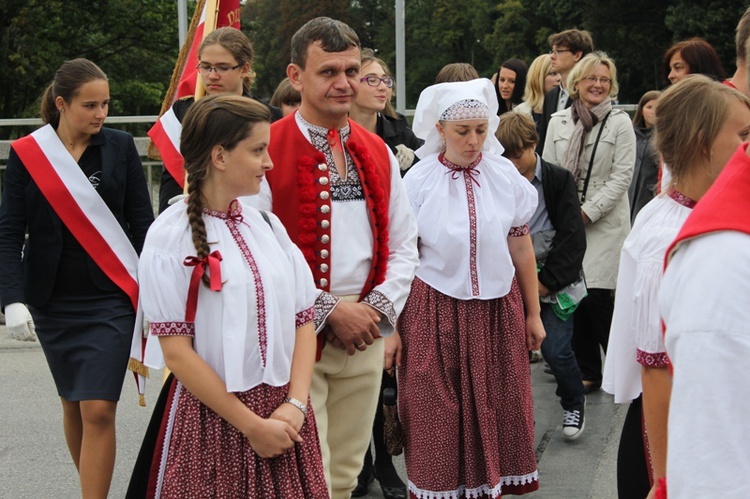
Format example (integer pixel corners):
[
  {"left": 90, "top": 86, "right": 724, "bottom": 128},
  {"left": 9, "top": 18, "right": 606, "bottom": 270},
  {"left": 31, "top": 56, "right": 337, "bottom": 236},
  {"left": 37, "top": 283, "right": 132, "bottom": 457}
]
[{"left": 31, "top": 287, "right": 134, "bottom": 402}]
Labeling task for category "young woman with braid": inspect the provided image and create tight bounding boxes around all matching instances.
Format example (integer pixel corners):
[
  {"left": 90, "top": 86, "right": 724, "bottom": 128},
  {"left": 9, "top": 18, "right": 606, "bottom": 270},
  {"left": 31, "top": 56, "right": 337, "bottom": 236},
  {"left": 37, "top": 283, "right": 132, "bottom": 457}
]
[{"left": 127, "top": 95, "right": 327, "bottom": 497}]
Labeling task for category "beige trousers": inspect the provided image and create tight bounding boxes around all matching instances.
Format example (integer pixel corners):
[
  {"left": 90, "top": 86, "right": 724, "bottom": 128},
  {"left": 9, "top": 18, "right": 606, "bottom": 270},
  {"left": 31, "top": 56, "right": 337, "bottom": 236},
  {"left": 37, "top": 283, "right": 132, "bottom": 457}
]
[{"left": 311, "top": 297, "right": 384, "bottom": 499}]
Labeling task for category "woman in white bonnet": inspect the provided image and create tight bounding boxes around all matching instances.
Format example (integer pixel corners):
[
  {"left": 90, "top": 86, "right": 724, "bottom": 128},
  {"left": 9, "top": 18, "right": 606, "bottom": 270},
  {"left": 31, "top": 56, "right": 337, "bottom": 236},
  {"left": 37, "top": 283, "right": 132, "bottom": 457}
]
[{"left": 398, "top": 78, "right": 544, "bottom": 498}]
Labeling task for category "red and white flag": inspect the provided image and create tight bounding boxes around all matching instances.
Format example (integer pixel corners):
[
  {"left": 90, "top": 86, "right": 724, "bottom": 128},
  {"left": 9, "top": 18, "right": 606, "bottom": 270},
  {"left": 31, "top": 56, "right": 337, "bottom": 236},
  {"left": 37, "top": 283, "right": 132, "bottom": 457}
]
[{"left": 148, "top": 0, "right": 241, "bottom": 188}]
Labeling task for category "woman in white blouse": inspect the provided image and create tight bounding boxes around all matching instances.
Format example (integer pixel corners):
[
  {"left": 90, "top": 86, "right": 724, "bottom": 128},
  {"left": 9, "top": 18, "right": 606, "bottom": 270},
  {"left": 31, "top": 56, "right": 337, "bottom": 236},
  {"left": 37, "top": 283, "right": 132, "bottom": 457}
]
[
  {"left": 128, "top": 95, "right": 328, "bottom": 497},
  {"left": 398, "top": 78, "right": 544, "bottom": 498},
  {"left": 603, "top": 76, "right": 750, "bottom": 498},
  {"left": 542, "top": 51, "right": 636, "bottom": 394}
]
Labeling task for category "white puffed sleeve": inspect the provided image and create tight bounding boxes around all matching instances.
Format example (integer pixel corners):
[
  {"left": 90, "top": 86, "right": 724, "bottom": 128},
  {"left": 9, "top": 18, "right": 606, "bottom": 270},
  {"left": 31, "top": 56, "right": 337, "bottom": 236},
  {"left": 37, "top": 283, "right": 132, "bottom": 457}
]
[
  {"left": 631, "top": 258, "right": 667, "bottom": 359},
  {"left": 139, "top": 247, "right": 193, "bottom": 336}
]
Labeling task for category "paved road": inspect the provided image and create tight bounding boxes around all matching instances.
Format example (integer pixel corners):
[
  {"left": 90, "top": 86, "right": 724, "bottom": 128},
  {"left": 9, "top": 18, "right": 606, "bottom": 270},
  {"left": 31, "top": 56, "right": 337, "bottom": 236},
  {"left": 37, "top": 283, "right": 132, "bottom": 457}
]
[{"left": 0, "top": 330, "right": 623, "bottom": 498}]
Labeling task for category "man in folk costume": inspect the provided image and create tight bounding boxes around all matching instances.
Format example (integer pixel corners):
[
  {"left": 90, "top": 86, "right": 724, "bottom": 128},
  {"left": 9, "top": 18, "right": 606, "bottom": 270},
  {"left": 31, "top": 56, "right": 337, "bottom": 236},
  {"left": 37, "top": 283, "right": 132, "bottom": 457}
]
[
  {"left": 658, "top": 141, "right": 750, "bottom": 498},
  {"left": 247, "top": 17, "right": 419, "bottom": 499}
]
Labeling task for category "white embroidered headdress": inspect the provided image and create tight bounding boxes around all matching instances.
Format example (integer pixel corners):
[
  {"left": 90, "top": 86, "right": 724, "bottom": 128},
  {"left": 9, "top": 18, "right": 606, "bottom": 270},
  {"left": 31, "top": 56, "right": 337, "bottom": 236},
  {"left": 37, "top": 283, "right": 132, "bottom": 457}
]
[{"left": 413, "top": 78, "right": 504, "bottom": 158}]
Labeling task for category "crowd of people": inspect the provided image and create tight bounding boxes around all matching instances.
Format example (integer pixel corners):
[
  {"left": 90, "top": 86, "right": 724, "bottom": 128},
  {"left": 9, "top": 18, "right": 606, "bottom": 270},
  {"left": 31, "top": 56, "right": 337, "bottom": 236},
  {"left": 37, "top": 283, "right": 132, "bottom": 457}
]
[{"left": 2, "top": 9, "right": 750, "bottom": 499}]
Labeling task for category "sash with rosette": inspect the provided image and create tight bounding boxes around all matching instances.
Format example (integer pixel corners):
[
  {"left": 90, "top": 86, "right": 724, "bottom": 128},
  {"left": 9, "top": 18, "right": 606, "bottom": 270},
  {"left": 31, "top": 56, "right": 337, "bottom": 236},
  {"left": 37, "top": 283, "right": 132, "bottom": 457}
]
[{"left": 11, "top": 124, "right": 148, "bottom": 405}]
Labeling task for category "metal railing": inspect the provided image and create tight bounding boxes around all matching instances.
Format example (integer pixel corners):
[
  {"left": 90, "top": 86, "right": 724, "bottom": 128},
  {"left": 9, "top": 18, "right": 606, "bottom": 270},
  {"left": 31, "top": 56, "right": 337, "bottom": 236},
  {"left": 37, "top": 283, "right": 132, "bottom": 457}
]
[
  {"left": 0, "top": 106, "right": 638, "bottom": 209},
  {"left": 0, "top": 116, "right": 162, "bottom": 213}
]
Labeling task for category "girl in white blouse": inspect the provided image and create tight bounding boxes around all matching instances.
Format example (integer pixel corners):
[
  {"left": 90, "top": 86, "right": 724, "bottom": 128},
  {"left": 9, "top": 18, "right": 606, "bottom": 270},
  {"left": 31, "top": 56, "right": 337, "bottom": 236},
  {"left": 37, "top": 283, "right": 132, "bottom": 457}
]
[
  {"left": 398, "top": 79, "right": 544, "bottom": 499},
  {"left": 603, "top": 75, "right": 750, "bottom": 499},
  {"left": 128, "top": 95, "right": 327, "bottom": 498}
]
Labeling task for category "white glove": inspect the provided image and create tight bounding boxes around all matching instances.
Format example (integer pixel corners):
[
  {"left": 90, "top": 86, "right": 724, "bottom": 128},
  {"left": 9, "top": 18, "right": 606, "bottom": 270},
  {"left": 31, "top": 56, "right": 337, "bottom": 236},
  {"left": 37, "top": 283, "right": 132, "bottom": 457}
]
[
  {"left": 395, "top": 144, "right": 415, "bottom": 171},
  {"left": 5, "top": 302, "right": 37, "bottom": 342},
  {"left": 168, "top": 194, "right": 187, "bottom": 206}
]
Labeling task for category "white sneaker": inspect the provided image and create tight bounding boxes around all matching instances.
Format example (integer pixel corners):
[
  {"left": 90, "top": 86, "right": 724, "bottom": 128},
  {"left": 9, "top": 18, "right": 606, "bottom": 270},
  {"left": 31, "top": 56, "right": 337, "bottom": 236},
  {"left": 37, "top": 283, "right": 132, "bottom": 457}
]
[{"left": 562, "top": 402, "right": 585, "bottom": 440}]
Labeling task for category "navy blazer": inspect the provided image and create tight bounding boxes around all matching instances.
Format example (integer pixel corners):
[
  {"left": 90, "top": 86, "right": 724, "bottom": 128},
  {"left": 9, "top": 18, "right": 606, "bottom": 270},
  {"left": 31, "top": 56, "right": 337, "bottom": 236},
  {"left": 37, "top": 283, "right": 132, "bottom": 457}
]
[{"left": 0, "top": 127, "right": 154, "bottom": 309}]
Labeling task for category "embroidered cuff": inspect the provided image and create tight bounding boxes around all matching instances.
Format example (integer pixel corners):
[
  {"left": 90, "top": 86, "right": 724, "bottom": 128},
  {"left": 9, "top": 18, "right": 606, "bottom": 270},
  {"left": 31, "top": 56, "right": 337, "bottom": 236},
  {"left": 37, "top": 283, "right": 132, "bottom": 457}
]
[
  {"left": 636, "top": 349, "right": 669, "bottom": 368},
  {"left": 362, "top": 289, "right": 397, "bottom": 335},
  {"left": 508, "top": 224, "right": 530, "bottom": 237},
  {"left": 314, "top": 291, "right": 340, "bottom": 333},
  {"left": 296, "top": 306, "right": 315, "bottom": 328},
  {"left": 151, "top": 321, "right": 195, "bottom": 337}
]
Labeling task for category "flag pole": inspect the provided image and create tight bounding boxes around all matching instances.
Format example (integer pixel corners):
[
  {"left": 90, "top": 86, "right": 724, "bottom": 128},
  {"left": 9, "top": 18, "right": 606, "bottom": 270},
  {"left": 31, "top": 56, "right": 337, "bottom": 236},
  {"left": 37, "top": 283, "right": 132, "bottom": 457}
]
[
  {"left": 147, "top": 0, "right": 207, "bottom": 160},
  {"left": 194, "top": 0, "right": 220, "bottom": 101}
]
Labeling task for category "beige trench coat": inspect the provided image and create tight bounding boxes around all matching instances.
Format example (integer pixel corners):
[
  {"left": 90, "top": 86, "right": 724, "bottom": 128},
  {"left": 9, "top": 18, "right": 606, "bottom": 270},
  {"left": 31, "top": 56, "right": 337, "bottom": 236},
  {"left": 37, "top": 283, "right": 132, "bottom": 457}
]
[{"left": 542, "top": 107, "right": 635, "bottom": 289}]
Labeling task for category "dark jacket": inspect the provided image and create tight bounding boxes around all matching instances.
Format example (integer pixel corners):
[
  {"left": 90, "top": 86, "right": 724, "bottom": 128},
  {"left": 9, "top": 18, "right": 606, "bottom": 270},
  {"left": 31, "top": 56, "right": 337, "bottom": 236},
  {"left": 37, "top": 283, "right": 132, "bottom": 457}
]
[
  {"left": 377, "top": 113, "right": 423, "bottom": 154},
  {"left": 537, "top": 85, "right": 572, "bottom": 155},
  {"left": 157, "top": 93, "right": 283, "bottom": 213},
  {"left": 0, "top": 127, "right": 154, "bottom": 309},
  {"left": 627, "top": 126, "right": 659, "bottom": 223},
  {"left": 537, "top": 158, "right": 587, "bottom": 292},
  {"left": 377, "top": 113, "right": 424, "bottom": 175}
]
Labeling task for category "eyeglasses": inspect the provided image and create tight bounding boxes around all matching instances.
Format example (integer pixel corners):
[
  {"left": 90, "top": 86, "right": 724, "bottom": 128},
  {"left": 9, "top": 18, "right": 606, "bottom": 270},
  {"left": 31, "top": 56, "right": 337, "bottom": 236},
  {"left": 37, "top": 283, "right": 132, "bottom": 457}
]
[
  {"left": 584, "top": 75, "right": 611, "bottom": 85},
  {"left": 549, "top": 49, "right": 572, "bottom": 56},
  {"left": 196, "top": 63, "right": 242, "bottom": 75},
  {"left": 360, "top": 76, "right": 395, "bottom": 88}
]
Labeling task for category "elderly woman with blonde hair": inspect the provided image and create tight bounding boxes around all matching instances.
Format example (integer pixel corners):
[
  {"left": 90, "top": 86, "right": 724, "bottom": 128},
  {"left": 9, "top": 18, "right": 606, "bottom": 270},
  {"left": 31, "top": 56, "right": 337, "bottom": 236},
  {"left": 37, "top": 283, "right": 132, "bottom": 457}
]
[{"left": 543, "top": 51, "right": 635, "bottom": 395}]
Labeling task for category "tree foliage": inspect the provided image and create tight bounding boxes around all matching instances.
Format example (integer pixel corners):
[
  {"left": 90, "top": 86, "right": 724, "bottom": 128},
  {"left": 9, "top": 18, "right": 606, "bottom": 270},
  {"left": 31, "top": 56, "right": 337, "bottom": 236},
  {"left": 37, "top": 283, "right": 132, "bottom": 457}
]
[
  {"left": 0, "top": 0, "right": 184, "bottom": 138},
  {"left": 1, "top": 0, "right": 748, "bottom": 135}
]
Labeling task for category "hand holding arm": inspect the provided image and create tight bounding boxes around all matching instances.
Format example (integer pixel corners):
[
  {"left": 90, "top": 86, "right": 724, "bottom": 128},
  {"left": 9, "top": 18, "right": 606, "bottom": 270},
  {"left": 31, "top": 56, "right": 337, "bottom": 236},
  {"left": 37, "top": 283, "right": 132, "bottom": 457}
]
[
  {"left": 326, "top": 301, "right": 381, "bottom": 355},
  {"left": 159, "top": 335, "right": 299, "bottom": 458}
]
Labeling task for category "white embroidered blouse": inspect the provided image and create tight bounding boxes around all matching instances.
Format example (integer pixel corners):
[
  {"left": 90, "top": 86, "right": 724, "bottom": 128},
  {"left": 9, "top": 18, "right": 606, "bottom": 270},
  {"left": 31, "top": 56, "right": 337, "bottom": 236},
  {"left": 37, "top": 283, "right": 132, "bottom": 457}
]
[
  {"left": 603, "top": 190, "right": 695, "bottom": 403},
  {"left": 403, "top": 152, "right": 537, "bottom": 300},
  {"left": 140, "top": 200, "right": 317, "bottom": 393}
]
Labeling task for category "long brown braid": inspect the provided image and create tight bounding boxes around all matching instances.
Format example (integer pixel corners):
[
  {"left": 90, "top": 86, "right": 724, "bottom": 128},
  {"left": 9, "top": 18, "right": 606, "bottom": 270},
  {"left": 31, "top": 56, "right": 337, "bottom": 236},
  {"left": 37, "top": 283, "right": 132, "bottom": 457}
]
[{"left": 179, "top": 94, "right": 271, "bottom": 276}]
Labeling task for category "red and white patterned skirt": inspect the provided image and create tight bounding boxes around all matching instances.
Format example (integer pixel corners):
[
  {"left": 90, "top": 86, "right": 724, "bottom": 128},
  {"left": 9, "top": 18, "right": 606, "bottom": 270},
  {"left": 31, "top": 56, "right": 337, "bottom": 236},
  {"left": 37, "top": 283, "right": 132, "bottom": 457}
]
[
  {"left": 133, "top": 379, "right": 328, "bottom": 498},
  {"left": 398, "top": 277, "right": 539, "bottom": 498}
]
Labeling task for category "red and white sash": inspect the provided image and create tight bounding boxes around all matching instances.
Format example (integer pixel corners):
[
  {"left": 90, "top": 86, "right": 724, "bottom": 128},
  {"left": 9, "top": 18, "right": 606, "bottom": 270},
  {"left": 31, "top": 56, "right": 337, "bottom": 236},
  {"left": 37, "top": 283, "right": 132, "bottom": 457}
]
[
  {"left": 12, "top": 124, "right": 148, "bottom": 403},
  {"left": 147, "top": 107, "right": 185, "bottom": 188}
]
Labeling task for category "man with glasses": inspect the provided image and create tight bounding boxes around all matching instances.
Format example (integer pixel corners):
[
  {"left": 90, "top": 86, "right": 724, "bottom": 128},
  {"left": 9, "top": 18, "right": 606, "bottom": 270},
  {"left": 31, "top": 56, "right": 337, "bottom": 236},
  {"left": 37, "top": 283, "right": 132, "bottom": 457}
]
[
  {"left": 248, "top": 17, "right": 418, "bottom": 499},
  {"left": 537, "top": 29, "right": 594, "bottom": 154}
]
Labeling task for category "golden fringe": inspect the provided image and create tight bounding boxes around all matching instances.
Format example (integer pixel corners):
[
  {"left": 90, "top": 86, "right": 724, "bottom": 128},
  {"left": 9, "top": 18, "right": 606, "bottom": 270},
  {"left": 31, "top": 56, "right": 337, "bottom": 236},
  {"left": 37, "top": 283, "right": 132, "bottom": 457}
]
[
  {"left": 128, "top": 357, "right": 150, "bottom": 378},
  {"left": 147, "top": 0, "right": 208, "bottom": 160},
  {"left": 139, "top": 394, "right": 146, "bottom": 407}
]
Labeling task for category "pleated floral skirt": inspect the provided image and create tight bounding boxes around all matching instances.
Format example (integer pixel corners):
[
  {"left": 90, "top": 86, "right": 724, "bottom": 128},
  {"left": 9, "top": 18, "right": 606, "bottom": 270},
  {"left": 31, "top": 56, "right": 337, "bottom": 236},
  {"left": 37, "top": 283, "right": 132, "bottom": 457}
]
[
  {"left": 399, "top": 277, "right": 539, "bottom": 498},
  {"left": 128, "top": 378, "right": 328, "bottom": 498}
]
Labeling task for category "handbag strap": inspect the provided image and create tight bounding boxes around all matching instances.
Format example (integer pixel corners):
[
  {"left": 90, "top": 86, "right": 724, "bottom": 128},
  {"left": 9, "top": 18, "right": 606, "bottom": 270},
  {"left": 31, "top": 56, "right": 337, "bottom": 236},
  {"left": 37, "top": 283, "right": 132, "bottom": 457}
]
[{"left": 580, "top": 111, "right": 611, "bottom": 204}]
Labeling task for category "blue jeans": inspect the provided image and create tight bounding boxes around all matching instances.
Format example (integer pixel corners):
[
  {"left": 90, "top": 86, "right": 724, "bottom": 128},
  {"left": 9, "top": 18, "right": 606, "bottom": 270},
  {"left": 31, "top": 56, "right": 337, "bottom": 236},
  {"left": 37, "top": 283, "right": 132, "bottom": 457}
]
[{"left": 540, "top": 302, "right": 585, "bottom": 410}]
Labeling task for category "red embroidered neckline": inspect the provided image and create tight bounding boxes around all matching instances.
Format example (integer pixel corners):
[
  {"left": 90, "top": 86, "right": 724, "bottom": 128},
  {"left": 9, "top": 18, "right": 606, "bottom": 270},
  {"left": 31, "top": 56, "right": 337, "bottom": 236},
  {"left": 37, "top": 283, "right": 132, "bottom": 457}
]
[
  {"left": 295, "top": 140, "right": 389, "bottom": 292},
  {"left": 668, "top": 189, "right": 697, "bottom": 209},
  {"left": 439, "top": 152, "right": 482, "bottom": 170},
  {"left": 203, "top": 199, "right": 243, "bottom": 219}
]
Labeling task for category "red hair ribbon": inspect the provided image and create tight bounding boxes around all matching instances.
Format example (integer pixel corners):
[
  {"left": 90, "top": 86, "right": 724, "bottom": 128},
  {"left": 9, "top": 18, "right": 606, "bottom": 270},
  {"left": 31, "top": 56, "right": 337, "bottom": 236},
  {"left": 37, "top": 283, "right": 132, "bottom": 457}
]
[{"left": 183, "top": 250, "right": 223, "bottom": 323}]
